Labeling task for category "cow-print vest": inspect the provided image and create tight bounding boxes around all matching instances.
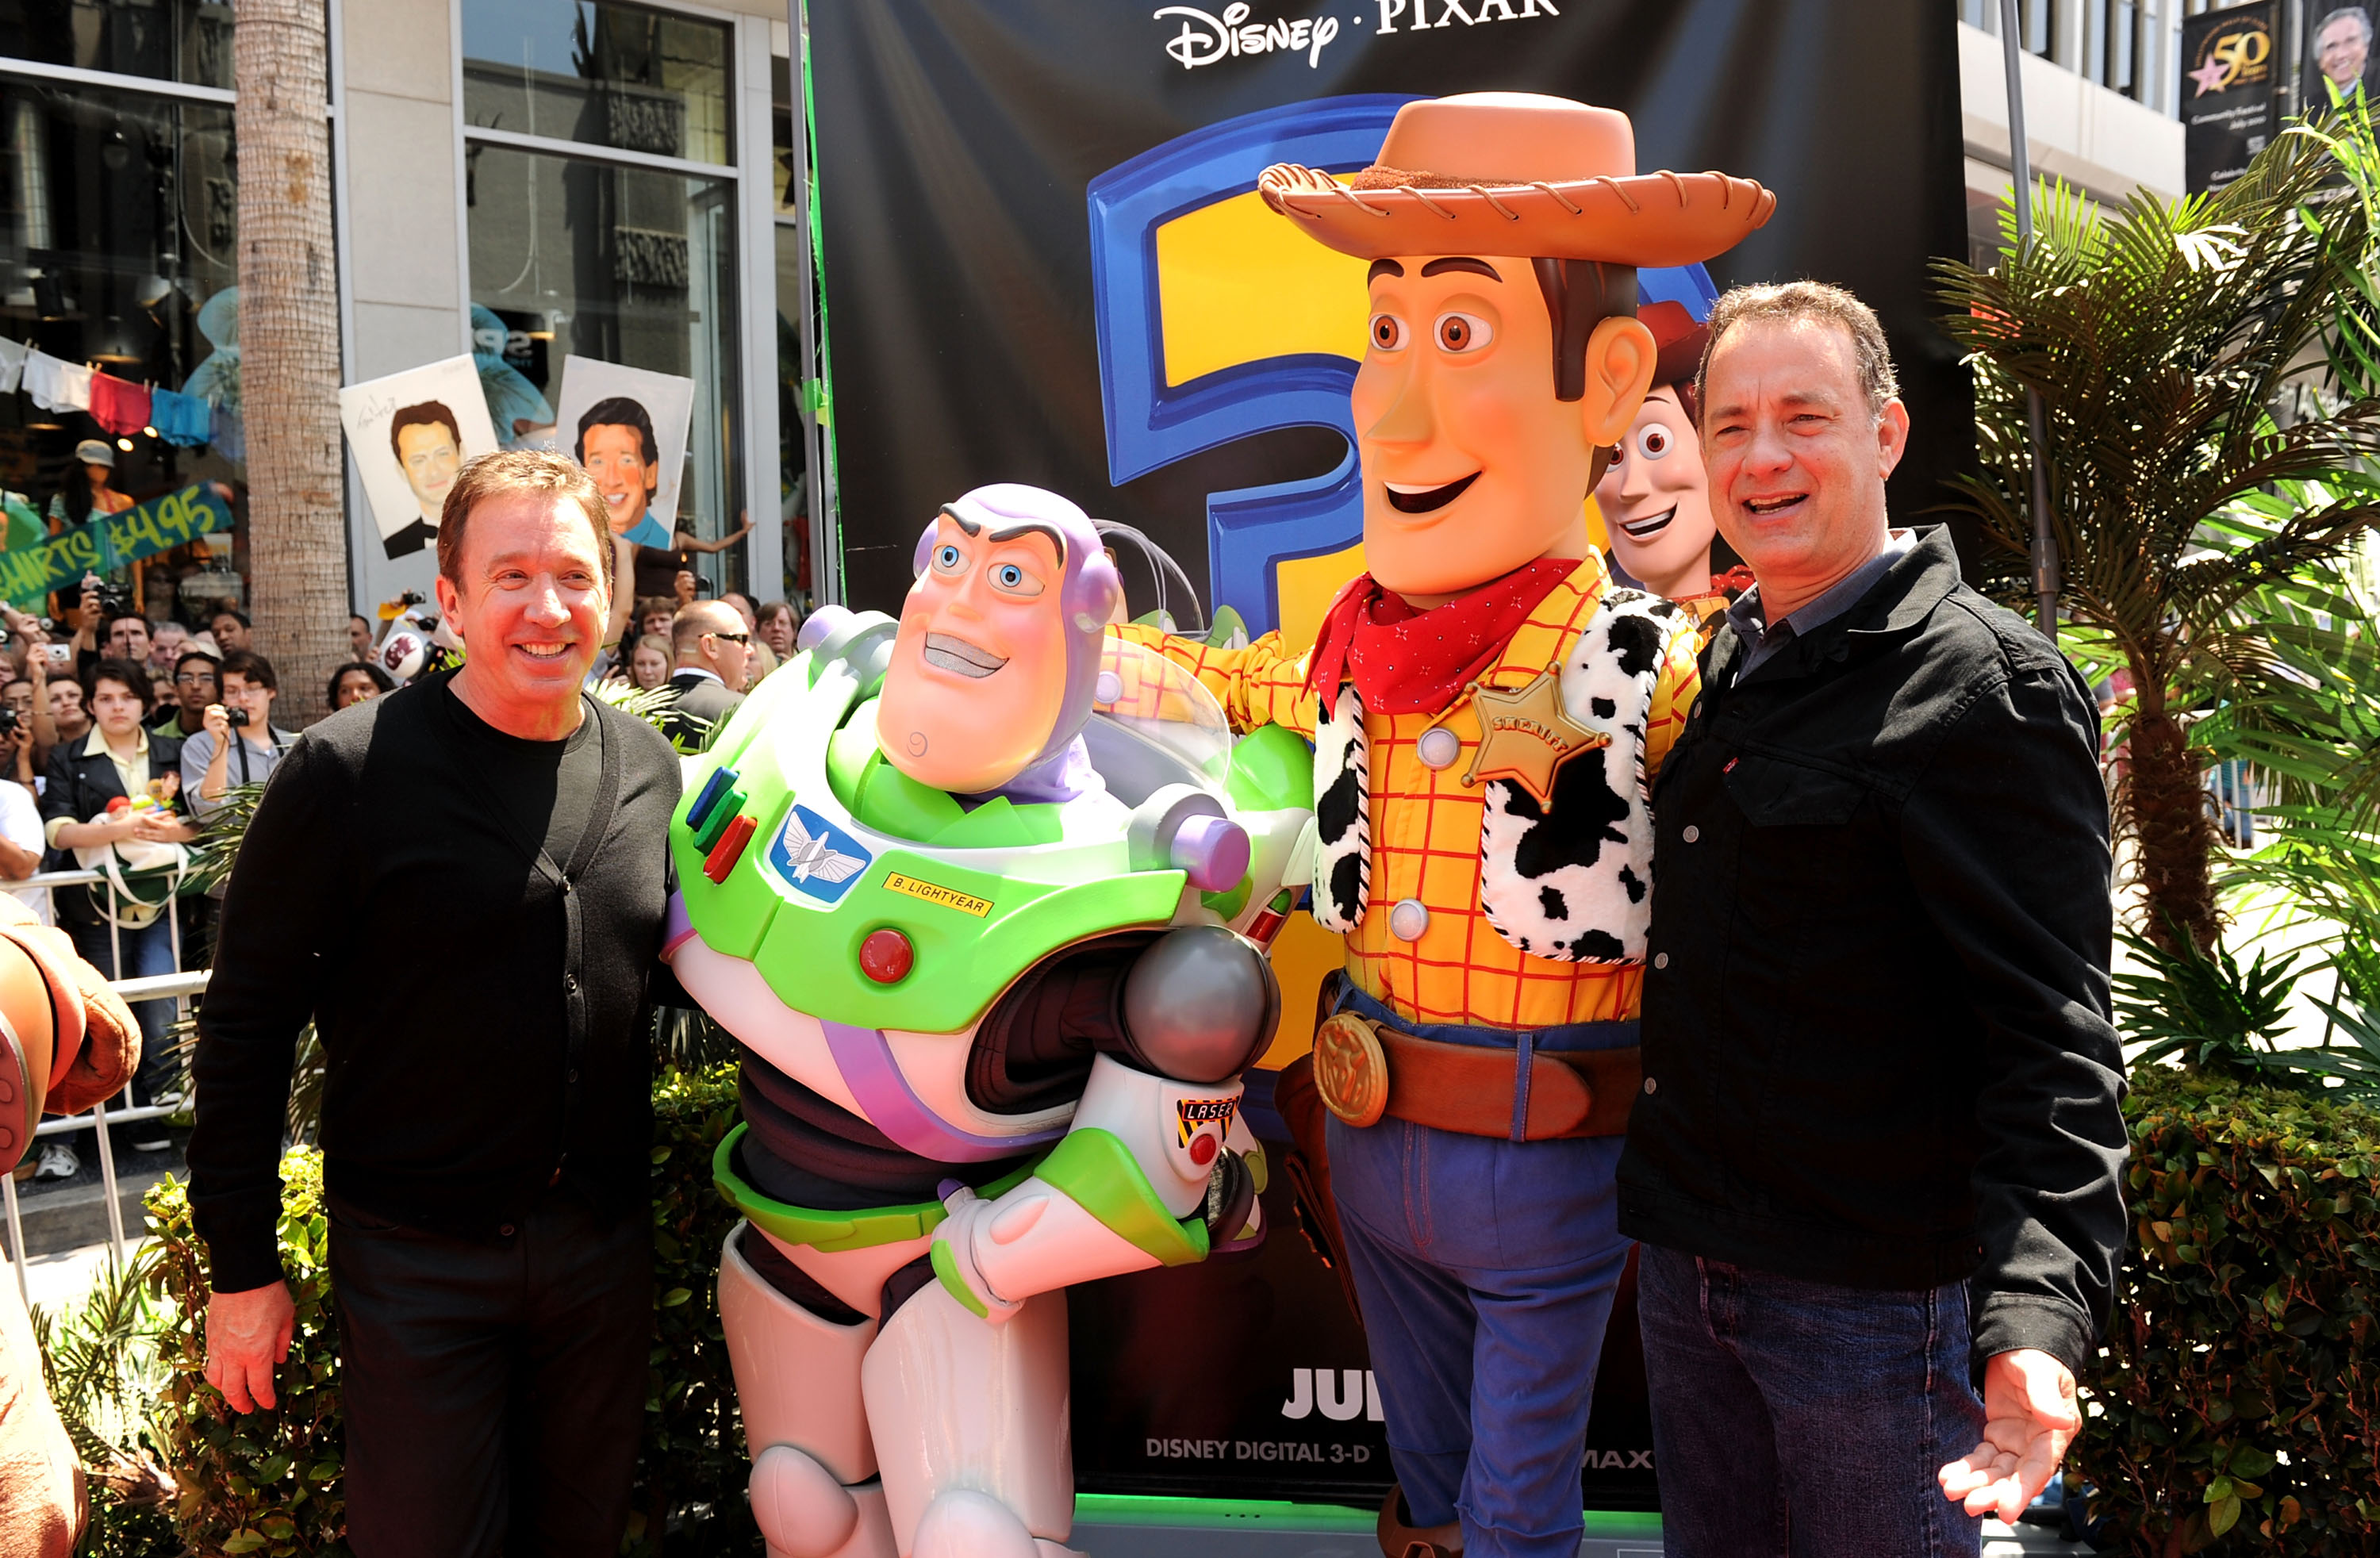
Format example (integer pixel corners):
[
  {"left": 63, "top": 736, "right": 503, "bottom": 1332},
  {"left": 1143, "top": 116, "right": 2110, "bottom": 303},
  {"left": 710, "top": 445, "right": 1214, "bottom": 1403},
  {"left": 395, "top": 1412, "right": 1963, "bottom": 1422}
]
[{"left": 1308, "top": 585, "right": 1687, "bottom": 965}]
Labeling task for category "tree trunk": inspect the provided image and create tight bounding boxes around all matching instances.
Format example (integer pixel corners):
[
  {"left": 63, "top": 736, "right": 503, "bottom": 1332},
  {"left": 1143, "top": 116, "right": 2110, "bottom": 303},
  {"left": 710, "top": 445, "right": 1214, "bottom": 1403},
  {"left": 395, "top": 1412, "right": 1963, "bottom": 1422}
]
[
  {"left": 235, "top": 0, "right": 346, "bottom": 725},
  {"left": 2124, "top": 702, "right": 2221, "bottom": 954}
]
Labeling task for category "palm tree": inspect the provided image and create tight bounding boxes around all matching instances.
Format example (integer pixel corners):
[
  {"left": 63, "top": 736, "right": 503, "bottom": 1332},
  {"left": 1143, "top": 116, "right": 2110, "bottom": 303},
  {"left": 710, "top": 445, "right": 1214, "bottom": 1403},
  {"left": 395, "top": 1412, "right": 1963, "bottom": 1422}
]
[
  {"left": 234, "top": 0, "right": 347, "bottom": 723},
  {"left": 1935, "top": 121, "right": 2380, "bottom": 954}
]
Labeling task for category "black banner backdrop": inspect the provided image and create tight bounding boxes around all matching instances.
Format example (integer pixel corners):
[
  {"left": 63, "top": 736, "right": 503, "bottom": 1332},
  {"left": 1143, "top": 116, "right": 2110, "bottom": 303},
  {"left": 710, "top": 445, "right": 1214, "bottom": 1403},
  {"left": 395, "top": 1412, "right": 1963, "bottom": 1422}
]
[
  {"left": 804, "top": 0, "right": 1967, "bottom": 1510},
  {"left": 2184, "top": 1, "right": 2285, "bottom": 193},
  {"left": 808, "top": 0, "right": 1969, "bottom": 620}
]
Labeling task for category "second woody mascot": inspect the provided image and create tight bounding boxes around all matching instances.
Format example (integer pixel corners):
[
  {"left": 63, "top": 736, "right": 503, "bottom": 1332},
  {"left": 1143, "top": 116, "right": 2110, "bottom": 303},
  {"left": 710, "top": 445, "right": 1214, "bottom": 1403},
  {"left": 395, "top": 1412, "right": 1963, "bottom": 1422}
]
[{"left": 1122, "top": 94, "right": 1772, "bottom": 1558}]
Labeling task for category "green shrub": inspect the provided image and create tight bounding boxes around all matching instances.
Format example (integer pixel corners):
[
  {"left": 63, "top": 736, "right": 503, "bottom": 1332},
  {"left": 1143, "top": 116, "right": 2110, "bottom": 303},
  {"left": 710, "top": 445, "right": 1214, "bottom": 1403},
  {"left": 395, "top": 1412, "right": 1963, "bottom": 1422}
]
[
  {"left": 32, "top": 1253, "right": 177, "bottom": 1556},
  {"left": 147, "top": 1148, "right": 345, "bottom": 1556},
  {"left": 133, "top": 1062, "right": 750, "bottom": 1556},
  {"left": 626, "top": 1064, "right": 753, "bottom": 1555},
  {"left": 2078, "top": 1067, "right": 2380, "bottom": 1555}
]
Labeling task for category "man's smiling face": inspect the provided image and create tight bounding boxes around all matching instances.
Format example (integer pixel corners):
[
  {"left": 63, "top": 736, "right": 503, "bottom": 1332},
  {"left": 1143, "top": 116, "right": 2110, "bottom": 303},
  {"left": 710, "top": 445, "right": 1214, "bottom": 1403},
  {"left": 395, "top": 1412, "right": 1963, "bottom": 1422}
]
[
  {"left": 875, "top": 513, "right": 1069, "bottom": 794},
  {"left": 1700, "top": 315, "right": 1906, "bottom": 612},
  {"left": 1351, "top": 253, "right": 1605, "bottom": 599}
]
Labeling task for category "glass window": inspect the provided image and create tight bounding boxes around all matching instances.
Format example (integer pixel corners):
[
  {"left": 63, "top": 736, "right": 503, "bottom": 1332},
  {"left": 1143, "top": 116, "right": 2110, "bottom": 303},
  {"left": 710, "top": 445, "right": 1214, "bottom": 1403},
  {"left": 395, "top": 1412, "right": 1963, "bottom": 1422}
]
[
  {"left": 463, "top": 0, "right": 732, "bottom": 168},
  {"left": 468, "top": 140, "right": 744, "bottom": 593},
  {"left": 0, "top": 74, "right": 249, "bottom": 616},
  {"left": 0, "top": 0, "right": 236, "bottom": 93}
]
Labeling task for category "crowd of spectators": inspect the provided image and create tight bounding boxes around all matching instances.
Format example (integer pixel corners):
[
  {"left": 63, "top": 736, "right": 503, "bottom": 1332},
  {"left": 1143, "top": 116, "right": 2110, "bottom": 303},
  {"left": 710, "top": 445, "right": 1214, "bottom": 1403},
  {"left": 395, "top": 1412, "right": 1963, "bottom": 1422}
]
[{"left": 0, "top": 572, "right": 804, "bottom": 1183}]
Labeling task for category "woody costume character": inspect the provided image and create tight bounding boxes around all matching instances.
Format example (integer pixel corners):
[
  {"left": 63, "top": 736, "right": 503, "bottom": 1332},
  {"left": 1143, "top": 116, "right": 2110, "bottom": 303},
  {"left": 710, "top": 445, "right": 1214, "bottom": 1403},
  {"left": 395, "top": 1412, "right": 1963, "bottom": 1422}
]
[
  {"left": 1120, "top": 94, "right": 1772, "bottom": 1558},
  {"left": 1597, "top": 301, "right": 1754, "bottom": 639}
]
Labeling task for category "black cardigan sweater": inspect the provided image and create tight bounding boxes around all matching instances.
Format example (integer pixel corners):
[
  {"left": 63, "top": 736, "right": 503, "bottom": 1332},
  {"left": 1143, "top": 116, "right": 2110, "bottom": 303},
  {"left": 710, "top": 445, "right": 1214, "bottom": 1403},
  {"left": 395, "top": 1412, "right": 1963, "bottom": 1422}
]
[{"left": 187, "top": 674, "right": 681, "bottom": 1293}]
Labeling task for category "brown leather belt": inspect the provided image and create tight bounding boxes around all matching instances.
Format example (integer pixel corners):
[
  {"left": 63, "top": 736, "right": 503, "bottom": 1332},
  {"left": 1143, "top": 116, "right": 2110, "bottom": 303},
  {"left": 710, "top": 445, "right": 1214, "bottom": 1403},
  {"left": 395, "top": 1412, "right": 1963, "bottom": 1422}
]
[{"left": 1311, "top": 1009, "right": 1639, "bottom": 1141}]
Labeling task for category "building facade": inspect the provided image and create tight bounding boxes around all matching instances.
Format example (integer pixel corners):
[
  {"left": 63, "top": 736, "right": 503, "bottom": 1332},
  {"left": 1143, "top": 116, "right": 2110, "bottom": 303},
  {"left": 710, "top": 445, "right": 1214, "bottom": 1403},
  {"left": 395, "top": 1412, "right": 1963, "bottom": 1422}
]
[{"left": 2, "top": 0, "right": 814, "bottom": 628}]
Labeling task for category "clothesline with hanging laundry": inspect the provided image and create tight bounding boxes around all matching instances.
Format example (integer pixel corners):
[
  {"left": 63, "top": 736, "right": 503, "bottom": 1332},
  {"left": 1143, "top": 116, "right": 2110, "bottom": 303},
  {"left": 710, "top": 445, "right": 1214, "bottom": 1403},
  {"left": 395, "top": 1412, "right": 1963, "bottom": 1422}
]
[{"left": 0, "top": 336, "right": 234, "bottom": 451}]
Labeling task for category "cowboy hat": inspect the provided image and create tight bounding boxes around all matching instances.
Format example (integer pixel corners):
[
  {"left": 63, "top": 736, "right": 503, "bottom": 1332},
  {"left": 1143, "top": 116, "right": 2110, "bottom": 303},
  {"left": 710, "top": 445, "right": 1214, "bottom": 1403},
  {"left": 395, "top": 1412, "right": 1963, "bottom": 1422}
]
[
  {"left": 1641, "top": 299, "right": 1712, "bottom": 387},
  {"left": 1258, "top": 93, "right": 1774, "bottom": 267}
]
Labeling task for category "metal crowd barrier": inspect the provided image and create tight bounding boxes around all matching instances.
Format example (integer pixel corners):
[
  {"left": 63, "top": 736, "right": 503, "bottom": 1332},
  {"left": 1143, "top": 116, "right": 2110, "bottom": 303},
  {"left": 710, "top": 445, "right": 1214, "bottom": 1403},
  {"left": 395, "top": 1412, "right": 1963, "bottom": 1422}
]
[{"left": 0, "top": 867, "right": 212, "bottom": 1305}]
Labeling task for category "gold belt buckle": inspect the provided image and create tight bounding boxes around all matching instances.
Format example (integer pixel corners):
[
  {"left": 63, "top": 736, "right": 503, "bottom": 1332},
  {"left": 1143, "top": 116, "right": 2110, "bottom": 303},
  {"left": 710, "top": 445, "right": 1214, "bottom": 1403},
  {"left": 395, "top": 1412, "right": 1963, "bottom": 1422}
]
[{"left": 1312, "top": 1011, "right": 1389, "bottom": 1128}]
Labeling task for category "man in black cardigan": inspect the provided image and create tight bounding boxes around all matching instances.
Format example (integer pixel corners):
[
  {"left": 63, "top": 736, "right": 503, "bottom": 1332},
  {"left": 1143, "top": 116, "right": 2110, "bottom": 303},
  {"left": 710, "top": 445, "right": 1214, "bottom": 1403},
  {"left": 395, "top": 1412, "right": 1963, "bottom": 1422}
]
[{"left": 188, "top": 451, "right": 681, "bottom": 1557}]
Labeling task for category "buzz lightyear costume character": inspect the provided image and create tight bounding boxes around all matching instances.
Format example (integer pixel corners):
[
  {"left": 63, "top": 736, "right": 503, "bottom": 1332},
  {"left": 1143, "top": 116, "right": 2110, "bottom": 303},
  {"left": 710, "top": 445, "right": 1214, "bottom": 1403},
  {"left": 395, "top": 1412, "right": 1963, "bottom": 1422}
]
[
  {"left": 1118, "top": 95, "right": 1772, "bottom": 1558},
  {"left": 665, "top": 484, "right": 1315, "bottom": 1558}
]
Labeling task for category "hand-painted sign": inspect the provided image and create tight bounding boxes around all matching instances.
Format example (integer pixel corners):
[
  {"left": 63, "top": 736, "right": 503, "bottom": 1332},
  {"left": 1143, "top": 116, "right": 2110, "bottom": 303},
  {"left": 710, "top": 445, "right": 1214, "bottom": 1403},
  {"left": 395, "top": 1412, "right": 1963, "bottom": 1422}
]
[{"left": 0, "top": 485, "right": 236, "bottom": 605}]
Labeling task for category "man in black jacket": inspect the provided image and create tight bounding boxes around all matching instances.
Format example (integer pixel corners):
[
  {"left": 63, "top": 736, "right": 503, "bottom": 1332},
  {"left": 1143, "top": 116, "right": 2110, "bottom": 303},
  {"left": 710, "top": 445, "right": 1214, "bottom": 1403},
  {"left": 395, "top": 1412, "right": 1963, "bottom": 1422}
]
[
  {"left": 657, "top": 599, "right": 748, "bottom": 754},
  {"left": 1618, "top": 282, "right": 2126, "bottom": 1556},
  {"left": 188, "top": 451, "right": 681, "bottom": 1557}
]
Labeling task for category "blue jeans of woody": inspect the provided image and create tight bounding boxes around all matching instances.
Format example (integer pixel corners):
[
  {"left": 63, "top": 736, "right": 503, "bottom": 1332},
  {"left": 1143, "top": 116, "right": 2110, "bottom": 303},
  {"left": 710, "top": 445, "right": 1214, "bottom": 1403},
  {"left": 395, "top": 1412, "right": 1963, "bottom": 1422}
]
[
  {"left": 1326, "top": 985, "right": 1635, "bottom": 1558},
  {"left": 1637, "top": 1243, "right": 1988, "bottom": 1557}
]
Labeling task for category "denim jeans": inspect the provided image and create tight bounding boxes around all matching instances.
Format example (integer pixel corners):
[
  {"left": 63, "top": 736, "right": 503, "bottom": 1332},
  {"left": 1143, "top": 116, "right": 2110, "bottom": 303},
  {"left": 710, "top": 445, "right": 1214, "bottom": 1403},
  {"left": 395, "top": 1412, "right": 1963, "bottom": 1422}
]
[
  {"left": 1326, "top": 987, "right": 1637, "bottom": 1558},
  {"left": 1637, "top": 1243, "right": 1987, "bottom": 1558}
]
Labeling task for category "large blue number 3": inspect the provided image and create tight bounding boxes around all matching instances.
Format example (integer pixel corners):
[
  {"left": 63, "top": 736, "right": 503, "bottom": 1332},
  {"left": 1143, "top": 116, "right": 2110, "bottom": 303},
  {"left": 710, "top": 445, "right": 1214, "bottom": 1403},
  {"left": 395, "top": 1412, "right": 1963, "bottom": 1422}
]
[{"left": 1088, "top": 97, "right": 1414, "bottom": 641}]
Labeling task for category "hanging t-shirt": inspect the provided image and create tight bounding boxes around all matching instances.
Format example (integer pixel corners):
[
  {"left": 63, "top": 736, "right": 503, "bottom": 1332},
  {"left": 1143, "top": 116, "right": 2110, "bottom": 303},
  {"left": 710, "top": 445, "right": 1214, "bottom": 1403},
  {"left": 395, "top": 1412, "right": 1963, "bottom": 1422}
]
[
  {"left": 21, "top": 351, "right": 92, "bottom": 414},
  {"left": 87, "top": 374, "right": 152, "bottom": 437},
  {"left": 0, "top": 337, "right": 26, "bottom": 395},
  {"left": 149, "top": 388, "right": 212, "bottom": 447}
]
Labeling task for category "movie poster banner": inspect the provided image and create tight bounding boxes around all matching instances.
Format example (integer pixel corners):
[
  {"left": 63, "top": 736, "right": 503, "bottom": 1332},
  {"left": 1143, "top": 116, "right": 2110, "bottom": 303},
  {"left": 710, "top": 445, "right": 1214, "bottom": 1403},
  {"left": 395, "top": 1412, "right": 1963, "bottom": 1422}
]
[{"left": 804, "top": 0, "right": 1965, "bottom": 1510}]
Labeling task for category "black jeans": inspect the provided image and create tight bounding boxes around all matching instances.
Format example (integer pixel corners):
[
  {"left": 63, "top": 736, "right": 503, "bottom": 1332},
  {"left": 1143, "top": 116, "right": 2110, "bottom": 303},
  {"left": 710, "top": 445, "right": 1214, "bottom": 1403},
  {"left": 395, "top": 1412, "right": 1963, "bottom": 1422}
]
[{"left": 328, "top": 1184, "right": 651, "bottom": 1557}]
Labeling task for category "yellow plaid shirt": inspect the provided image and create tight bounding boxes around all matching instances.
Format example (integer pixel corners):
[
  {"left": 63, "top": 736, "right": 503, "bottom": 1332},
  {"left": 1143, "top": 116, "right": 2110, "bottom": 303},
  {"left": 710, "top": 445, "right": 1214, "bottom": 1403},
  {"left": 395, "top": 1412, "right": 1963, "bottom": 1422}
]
[{"left": 1122, "top": 551, "right": 1699, "bottom": 1030}]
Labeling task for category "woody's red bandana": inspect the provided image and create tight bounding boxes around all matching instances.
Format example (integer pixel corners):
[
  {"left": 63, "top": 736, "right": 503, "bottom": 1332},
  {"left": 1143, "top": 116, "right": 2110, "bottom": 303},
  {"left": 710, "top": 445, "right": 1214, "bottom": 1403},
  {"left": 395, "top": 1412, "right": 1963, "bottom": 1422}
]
[{"left": 1306, "top": 558, "right": 1578, "bottom": 717}]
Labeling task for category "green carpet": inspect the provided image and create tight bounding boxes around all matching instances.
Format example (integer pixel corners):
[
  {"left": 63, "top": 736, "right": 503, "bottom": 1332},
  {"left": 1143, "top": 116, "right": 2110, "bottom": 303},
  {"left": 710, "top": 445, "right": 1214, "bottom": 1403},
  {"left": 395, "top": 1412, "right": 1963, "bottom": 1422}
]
[{"left": 1074, "top": 1494, "right": 1664, "bottom": 1538}]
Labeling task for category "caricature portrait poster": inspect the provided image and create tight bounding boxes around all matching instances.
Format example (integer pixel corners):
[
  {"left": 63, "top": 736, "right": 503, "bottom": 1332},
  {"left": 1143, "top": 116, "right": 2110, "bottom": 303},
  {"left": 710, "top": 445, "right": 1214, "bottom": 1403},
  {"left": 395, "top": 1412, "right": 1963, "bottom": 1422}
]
[
  {"left": 551, "top": 357, "right": 697, "bottom": 551},
  {"left": 338, "top": 354, "right": 500, "bottom": 572}
]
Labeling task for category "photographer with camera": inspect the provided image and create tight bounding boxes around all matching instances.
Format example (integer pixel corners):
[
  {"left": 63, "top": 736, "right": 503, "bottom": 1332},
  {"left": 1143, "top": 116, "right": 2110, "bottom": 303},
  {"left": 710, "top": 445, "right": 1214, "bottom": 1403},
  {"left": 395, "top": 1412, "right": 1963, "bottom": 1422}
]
[
  {"left": 2, "top": 679, "right": 40, "bottom": 789},
  {"left": 5, "top": 657, "right": 61, "bottom": 784},
  {"left": 152, "top": 650, "right": 220, "bottom": 741},
  {"left": 65, "top": 576, "right": 137, "bottom": 678},
  {"left": 184, "top": 651, "right": 294, "bottom": 815}
]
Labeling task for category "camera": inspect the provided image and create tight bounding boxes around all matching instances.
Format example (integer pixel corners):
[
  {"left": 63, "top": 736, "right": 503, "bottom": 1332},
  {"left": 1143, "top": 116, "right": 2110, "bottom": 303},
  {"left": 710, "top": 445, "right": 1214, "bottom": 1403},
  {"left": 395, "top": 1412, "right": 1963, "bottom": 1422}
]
[
  {"left": 226, "top": 708, "right": 251, "bottom": 729},
  {"left": 80, "top": 575, "right": 132, "bottom": 623},
  {"left": 0, "top": 708, "right": 20, "bottom": 738}
]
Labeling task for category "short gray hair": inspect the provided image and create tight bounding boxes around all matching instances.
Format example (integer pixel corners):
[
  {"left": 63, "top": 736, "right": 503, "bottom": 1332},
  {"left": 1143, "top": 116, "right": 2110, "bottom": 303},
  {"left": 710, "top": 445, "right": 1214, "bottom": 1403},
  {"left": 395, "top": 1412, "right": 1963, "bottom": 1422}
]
[
  {"left": 1695, "top": 280, "right": 1900, "bottom": 423},
  {"left": 2319, "top": 6, "right": 2374, "bottom": 44}
]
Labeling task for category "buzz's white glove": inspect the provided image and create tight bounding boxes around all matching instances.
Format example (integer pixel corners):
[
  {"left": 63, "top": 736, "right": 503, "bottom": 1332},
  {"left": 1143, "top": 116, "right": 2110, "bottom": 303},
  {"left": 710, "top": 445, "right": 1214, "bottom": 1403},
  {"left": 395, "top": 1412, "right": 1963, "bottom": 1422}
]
[{"left": 929, "top": 1183, "right": 1024, "bottom": 1326}]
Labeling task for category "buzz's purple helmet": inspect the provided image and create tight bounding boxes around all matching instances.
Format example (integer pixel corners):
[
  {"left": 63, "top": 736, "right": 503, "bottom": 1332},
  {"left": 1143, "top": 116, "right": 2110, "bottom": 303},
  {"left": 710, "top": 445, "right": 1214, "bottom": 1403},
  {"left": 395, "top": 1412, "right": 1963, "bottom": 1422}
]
[{"left": 911, "top": 483, "right": 1122, "bottom": 783}]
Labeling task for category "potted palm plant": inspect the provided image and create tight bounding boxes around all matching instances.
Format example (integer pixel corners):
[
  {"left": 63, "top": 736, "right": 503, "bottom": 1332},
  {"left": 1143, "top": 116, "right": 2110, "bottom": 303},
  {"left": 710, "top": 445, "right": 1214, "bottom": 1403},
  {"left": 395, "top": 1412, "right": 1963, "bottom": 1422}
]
[{"left": 1935, "top": 117, "right": 2380, "bottom": 954}]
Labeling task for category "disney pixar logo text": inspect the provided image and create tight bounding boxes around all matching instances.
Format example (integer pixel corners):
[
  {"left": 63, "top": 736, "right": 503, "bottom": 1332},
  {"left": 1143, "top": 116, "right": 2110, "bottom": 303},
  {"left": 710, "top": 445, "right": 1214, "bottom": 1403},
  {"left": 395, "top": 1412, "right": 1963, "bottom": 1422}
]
[
  {"left": 1156, "top": 0, "right": 1563, "bottom": 72},
  {"left": 1156, "top": 5, "right": 1341, "bottom": 70}
]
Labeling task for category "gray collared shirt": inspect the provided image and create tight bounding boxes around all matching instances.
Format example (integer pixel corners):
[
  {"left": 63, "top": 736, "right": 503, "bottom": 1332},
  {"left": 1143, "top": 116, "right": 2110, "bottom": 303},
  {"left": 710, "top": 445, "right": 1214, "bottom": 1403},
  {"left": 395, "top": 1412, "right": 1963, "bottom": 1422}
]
[{"left": 1724, "top": 529, "right": 1916, "bottom": 684}]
